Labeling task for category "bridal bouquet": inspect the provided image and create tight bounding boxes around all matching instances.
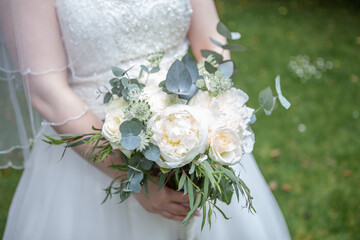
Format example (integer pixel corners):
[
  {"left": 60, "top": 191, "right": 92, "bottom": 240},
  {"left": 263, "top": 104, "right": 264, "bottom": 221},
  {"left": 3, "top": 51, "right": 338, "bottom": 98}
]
[{"left": 43, "top": 22, "right": 290, "bottom": 229}]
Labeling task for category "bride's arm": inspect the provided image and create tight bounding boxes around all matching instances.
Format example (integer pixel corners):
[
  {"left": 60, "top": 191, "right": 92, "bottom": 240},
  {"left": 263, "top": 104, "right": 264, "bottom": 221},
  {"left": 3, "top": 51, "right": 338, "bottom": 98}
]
[
  {"left": 1, "top": 0, "right": 191, "bottom": 221},
  {"left": 188, "top": 0, "right": 231, "bottom": 61},
  {"left": 0, "top": 0, "right": 122, "bottom": 179}
]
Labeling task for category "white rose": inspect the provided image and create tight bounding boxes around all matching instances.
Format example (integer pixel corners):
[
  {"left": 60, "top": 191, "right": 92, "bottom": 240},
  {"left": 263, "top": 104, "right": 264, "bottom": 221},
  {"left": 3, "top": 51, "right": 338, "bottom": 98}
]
[
  {"left": 104, "top": 97, "right": 128, "bottom": 113},
  {"left": 148, "top": 104, "right": 208, "bottom": 168},
  {"left": 209, "top": 128, "right": 243, "bottom": 165},
  {"left": 102, "top": 99, "right": 132, "bottom": 158},
  {"left": 188, "top": 90, "right": 227, "bottom": 133},
  {"left": 139, "top": 85, "right": 185, "bottom": 114},
  {"left": 215, "top": 88, "right": 254, "bottom": 133}
]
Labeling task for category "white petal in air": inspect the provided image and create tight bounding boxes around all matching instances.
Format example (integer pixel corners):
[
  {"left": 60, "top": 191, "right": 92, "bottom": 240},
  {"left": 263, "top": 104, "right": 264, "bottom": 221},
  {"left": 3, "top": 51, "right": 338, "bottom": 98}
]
[{"left": 275, "top": 75, "right": 291, "bottom": 110}]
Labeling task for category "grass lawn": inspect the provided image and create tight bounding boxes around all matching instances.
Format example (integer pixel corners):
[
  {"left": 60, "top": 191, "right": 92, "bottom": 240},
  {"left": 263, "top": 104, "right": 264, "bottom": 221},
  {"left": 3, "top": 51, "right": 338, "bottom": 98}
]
[{"left": 1, "top": 0, "right": 359, "bottom": 239}]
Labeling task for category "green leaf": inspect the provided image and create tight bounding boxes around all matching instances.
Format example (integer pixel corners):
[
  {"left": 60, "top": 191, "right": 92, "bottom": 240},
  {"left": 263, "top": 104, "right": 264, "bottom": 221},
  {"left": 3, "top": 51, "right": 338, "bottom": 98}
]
[
  {"left": 209, "top": 37, "right": 224, "bottom": 47},
  {"left": 110, "top": 78, "right": 120, "bottom": 86},
  {"left": 140, "top": 159, "right": 153, "bottom": 171},
  {"left": 201, "top": 176, "right": 210, "bottom": 206},
  {"left": 201, "top": 204, "right": 207, "bottom": 231},
  {"left": 140, "top": 65, "right": 149, "bottom": 73},
  {"left": 127, "top": 169, "right": 144, "bottom": 193},
  {"left": 218, "top": 61, "right": 234, "bottom": 78},
  {"left": 158, "top": 173, "right": 167, "bottom": 191},
  {"left": 143, "top": 144, "right": 160, "bottom": 162},
  {"left": 189, "top": 163, "right": 195, "bottom": 175},
  {"left": 150, "top": 67, "right": 160, "bottom": 73},
  {"left": 181, "top": 54, "right": 199, "bottom": 83},
  {"left": 122, "top": 88, "right": 130, "bottom": 101},
  {"left": 120, "top": 120, "right": 142, "bottom": 136},
  {"left": 120, "top": 135, "right": 140, "bottom": 150},
  {"left": 121, "top": 78, "right": 130, "bottom": 87},
  {"left": 208, "top": 206, "right": 212, "bottom": 228},
  {"left": 258, "top": 87, "right": 275, "bottom": 115},
  {"left": 187, "top": 177, "right": 194, "bottom": 208},
  {"left": 108, "top": 164, "right": 129, "bottom": 171},
  {"left": 129, "top": 155, "right": 141, "bottom": 166},
  {"left": 213, "top": 204, "right": 230, "bottom": 220},
  {"left": 216, "top": 22, "right": 232, "bottom": 39},
  {"left": 178, "top": 172, "right": 186, "bottom": 191},
  {"left": 183, "top": 193, "right": 202, "bottom": 224},
  {"left": 165, "top": 59, "right": 192, "bottom": 94},
  {"left": 143, "top": 177, "right": 150, "bottom": 198},
  {"left": 204, "top": 61, "right": 217, "bottom": 74},
  {"left": 222, "top": 43, "right": 246, "bottom": 52},
  {"left": 103, "top": 92, "right": 112, "bottom": 104},
  {"left": 112, "top": 66, "right": 125, "bottom": 77},
  {"left": 200, "top": 50, "right": 223, "bottom": 64}
]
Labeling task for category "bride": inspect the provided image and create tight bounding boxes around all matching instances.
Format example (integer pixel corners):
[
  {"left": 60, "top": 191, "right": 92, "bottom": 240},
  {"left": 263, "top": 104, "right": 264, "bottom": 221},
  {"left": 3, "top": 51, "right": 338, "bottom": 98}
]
[{"left": 1, "top": 0, "right": 291, "bottom": 239}]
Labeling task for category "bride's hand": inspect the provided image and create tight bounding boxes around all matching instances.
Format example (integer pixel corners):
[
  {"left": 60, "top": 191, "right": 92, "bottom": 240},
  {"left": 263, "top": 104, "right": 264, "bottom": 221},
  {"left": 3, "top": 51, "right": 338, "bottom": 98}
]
[{"left": 133, "top": 178, "right": 199, "bottom": 221}]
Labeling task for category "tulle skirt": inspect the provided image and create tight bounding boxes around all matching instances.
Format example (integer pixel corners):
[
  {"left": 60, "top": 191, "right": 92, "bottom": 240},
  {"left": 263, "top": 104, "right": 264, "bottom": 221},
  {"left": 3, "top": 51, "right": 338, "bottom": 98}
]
[{"left": 3, "top": 126, "right": 291, "bottom": 240}]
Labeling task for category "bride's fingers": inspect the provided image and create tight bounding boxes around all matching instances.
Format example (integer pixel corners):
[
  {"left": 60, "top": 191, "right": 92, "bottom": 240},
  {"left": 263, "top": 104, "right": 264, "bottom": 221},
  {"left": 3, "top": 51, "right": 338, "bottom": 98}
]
[
  {"left": 163, "top": 202, "right": 190, "bottom": 216},
  {"left": 167, "top": 189, "right": 189, "bottom": 204},
  {"left": 159, "top": 210, "right": 186, "bottom": 221}
]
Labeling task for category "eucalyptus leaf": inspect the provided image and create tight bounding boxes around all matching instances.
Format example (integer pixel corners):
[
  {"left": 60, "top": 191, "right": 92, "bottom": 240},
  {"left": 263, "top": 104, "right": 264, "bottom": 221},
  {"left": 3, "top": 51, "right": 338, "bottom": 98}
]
[
  {"left": 140, "top": 65, "right": 149, "bottom": 73},
  {"left": 103, "top": 92, "right": 112, "bottom": 104},
  {"left": 177, "top": 84, "right": 198, "bottom": 101},
  {"left": 122, "top": 88, "right": 130, "bottom": 101},
  {"left": 209, "top": 37, "right": 224, "bottom": 47},
  {"left": 258, "top": 87, "right": 274, "bottom": 111},
  {"left": 112, "top": 66, "right": 125, "bottom": 77},
  {"left": 128, "top": 84, "right": 139, "bottom": 90},
  {"left": 110, "top": 78, "right": 119, "bottom": 86},
  {"left": 205, "top": 61, "right": 217, "bottom": 74},
  {"left": 120, "top": 135, "right": 141, "bottom": 150},
  {"left": 129, "top": 155, "right": 141, "bottom": 166},
  {"left": 150, "top": 67, "right": 160, "bottom": 74},
  {"left": 143, "top": 143, "right": 160, "bottom": 162},
  {"left": 200, "top": 50, "right": 223, "bottom": 63},
  {"left": 127, "top": 169, "right": 143, "bottom": 193},
  {"left": 120, "top": 120, "right": 142, "bottom": 136},
  {"left": 181, "top": 54, "right": 199, "bottom": 83},
  {"left": 216, "top": 22, "right": 232, "bottom": 39},
  {"left": 165, "top": 60, "right": 192, "bottom": 94},
  {"left": 275, "top": 75, "right": 291, "bottom": 110},
  {"left": 263, "top": 97, "right": 276, "bottom": 116},
  {"left": 231, "top": 32, "right": 241, "bottom": 40},
  {"left": 111, "top": 87, "right": 121, "bottom": 95},
  {"left": 218, "top": 61, "right": 234, "bottom": 78},
  {"left": 140, "top": 159, "right": 153, "bottom": 171},
  {"left": 222, "top": 43, "right": 246, "bottom": 52},
  {"left": 121, "top": 78, "right": 130, "bottom": 87}
]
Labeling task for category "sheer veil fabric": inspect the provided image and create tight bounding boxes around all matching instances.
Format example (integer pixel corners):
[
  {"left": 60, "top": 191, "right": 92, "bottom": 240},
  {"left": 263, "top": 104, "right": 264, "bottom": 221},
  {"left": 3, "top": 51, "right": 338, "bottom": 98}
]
[{"left": 1, "top": 0, "right": 291, "bottom": 239}]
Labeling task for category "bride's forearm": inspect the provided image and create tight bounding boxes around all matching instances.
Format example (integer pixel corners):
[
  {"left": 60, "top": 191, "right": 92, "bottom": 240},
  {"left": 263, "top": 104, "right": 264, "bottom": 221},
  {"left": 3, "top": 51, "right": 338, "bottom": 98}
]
[{"left": 28, "top": 72, "right": 124, "bottom": 179}]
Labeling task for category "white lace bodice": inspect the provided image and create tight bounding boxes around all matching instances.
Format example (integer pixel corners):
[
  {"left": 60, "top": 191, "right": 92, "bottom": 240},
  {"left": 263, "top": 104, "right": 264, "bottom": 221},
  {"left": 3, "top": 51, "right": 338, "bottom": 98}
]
[{"left": 55, "top": 0, "right": 192, "bottom": 117}]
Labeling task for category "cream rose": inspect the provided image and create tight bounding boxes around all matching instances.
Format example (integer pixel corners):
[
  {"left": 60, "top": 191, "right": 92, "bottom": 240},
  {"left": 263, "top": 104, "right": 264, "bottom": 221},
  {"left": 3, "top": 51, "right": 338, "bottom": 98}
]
[
  {"left": 215, "top": 88, "right": 254, "bottom": 133},
  {"left": 209, "top": 128, "right": 243, "bottom": 165},
  {"left": 148, "top": 105, "right": 208, "bottom": 168},
  {"left": 139, "top": 85, "right": 184, "bottom": 114},
  {"left": 102, "top": 98, "right": 132, "bottom": 157}
]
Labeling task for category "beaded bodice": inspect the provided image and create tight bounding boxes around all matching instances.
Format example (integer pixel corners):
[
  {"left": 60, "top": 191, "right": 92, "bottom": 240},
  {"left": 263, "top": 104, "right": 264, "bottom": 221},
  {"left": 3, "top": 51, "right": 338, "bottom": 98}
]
[{"left": 55, "top": 0, "right": 192, "bottom": 116}]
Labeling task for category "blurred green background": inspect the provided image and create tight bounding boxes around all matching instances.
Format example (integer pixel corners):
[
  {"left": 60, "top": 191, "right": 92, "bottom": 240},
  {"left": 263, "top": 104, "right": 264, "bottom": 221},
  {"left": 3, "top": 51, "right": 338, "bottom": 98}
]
[{"left": 1, "top": 0, "right": 359, "bottom": 239}]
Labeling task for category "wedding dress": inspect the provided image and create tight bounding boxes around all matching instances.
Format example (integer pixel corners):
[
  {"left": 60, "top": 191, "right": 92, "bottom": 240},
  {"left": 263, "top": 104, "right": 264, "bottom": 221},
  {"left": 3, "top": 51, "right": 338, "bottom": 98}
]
[{"left": 3, "top": 0, "right": 291, "bottom": 239}]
